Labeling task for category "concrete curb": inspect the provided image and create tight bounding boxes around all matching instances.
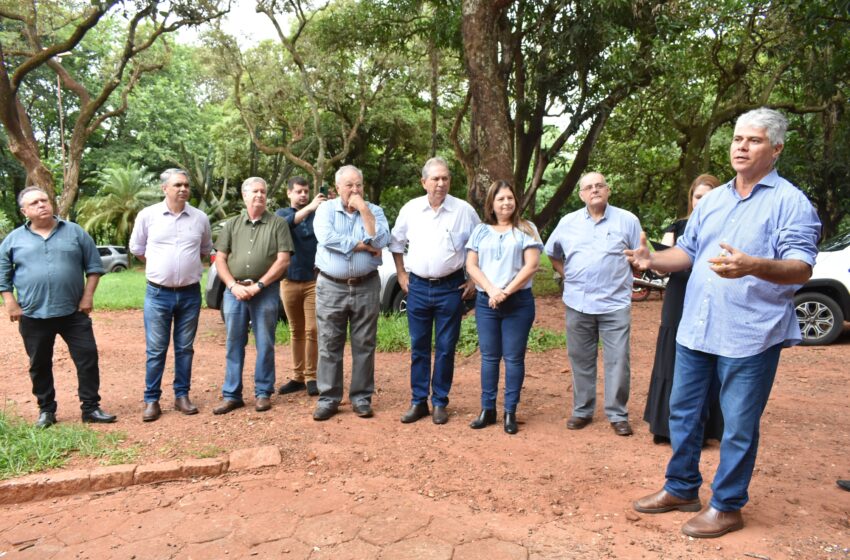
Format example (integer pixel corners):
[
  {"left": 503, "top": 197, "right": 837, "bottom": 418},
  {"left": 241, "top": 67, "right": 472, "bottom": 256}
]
[{"left": 0, "top": 445, "right": 281, "bottom": 505}]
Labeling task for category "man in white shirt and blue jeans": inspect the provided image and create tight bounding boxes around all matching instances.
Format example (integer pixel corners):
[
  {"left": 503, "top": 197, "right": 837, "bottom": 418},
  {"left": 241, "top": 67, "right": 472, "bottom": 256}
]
[{"left": 390, "top": 157, "right": 480, "bottom": 425}]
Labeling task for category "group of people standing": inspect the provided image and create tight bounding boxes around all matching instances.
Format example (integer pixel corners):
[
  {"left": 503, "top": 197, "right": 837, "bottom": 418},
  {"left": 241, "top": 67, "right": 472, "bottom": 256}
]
[{"left": 0, "top": 107, "right": 823, "bottom": 540}]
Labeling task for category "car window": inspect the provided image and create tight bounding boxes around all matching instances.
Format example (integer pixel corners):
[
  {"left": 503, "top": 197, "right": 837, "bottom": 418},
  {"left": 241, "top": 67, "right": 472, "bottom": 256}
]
[
  {"left": 115, "top": 247, "right": 128, "bottom": 254},
  {"left": 98, "top": 248, "right": 111, "bottom": 257},
  {"left": 820, "top": 231, "right": 850, "bottom": 252}
]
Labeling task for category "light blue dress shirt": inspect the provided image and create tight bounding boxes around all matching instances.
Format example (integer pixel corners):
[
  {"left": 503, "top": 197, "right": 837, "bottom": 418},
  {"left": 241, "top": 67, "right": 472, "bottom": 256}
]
[
  {"left": 466, "top": 222, "right": 543, "bottom": 291},
  {"left": 314, "top": 198, "right": 390, "bottom": 278},
  {"left": 0, "top": 219, "right": 105, "bottom": 319},
  {"left": 676, "top": 170, "right": 821, "bottom": 357},
  {"left": 544, "top": 204, "right": 642, "bottom": 314}
]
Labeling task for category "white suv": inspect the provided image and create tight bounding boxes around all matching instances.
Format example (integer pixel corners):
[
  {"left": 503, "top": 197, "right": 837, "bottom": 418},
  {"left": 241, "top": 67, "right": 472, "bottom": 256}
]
[{"left": 794, "top": 230, "right": 850, "bottom": 345}]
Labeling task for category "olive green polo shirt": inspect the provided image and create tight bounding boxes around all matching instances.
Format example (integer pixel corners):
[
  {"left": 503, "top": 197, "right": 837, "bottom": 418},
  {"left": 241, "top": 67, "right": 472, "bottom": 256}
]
[{"left": 215, "top": 210, "right": 293, "bottom": 281}]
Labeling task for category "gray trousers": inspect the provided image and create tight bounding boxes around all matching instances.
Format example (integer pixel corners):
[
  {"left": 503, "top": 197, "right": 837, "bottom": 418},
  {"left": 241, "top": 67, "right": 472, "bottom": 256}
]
[
  {"left": 315, "top": 274, "right": 380, "bottom": 409},
  {"left": 565, "top": 305, "right": 631, "bottom": 422}
]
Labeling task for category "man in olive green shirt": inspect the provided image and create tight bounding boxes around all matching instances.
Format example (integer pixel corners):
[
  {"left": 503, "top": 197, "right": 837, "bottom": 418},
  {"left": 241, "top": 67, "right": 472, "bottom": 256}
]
[{"left": 213, "top": 177, "right": 293, "bottom": 414}]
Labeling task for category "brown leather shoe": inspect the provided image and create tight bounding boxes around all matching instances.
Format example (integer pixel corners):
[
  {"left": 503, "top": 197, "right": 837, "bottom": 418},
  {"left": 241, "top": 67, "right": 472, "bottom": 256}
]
[
  {"left": 633, "top": 489, "right": 702, "bottom": 514},
  {"left": 212, "top": 400, "right": 245, "bottom": 415},
  {"left": 611, "top": 420, "right": 633, "bottom": 436},
  {"left": 566, "top": 415, "right": 592, "bottom": 430},
  {"left": 174, "top": 396, "right": 198, "bottom": 415},
  {"left": 681, "top": 506, "right": 744, "bottom": 538},
  {"left": 143, "top": 401, "right": 162, "bottom": 422},
  {"left": 255, "top": 397, "right": 272, "bottom": 412}
]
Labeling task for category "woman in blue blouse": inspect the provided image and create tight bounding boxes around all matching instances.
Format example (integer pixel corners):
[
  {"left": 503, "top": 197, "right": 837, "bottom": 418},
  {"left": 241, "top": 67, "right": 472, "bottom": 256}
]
[{"left": 465, "top": 181, "right": 543, "bottom": 434}]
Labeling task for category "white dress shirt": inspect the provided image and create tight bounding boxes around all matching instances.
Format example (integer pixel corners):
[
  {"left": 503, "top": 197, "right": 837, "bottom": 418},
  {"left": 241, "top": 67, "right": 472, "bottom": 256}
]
[{"left": 389, "top": 194, "right": 480, "bottom": 278}]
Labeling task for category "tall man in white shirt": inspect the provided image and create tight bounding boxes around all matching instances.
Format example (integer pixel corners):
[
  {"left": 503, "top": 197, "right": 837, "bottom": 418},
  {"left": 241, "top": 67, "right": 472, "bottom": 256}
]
[
  {"left": 130, "top": 169, "right": 213, "bottom": 422},
  {"left": 390, "top": 157, "right": 480, "bottom": 425}
]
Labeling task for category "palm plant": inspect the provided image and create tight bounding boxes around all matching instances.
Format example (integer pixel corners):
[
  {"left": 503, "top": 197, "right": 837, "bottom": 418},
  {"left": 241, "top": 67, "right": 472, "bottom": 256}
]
[{"left": 77, "top": 164, "right": 160, "bottom": 246}]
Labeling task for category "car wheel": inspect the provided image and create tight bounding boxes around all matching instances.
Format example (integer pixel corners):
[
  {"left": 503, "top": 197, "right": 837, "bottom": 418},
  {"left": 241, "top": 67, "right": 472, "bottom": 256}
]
[
  {"left": 391, "top": 289, "right": 407, "bottom": 314},
  {"left": 111, "top": 264, "right": 127, "bottom": 273},
  {"left": 794, "top": 292, "right": 844, "bottom": 346}
]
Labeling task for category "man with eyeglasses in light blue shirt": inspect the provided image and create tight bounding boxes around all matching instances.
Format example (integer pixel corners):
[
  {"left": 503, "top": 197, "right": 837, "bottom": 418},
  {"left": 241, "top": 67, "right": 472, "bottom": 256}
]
[
  {"left": 312, "top": 165, "right": 390, "bottom": 421},
  {"left": 545, "top": 172, "right": 642, "bottom": 438},
  {"left": 628, "top": 108, "right": 821, "bottom": 539}
]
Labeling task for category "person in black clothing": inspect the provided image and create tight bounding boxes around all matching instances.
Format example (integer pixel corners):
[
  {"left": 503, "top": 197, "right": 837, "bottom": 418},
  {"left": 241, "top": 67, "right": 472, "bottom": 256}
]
[{"left": 643, "top": 174, "right": 724, "bottom": 444}]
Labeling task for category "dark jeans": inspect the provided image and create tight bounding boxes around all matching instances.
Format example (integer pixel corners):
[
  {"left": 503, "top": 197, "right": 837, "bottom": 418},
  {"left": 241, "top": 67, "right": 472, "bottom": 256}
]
[
  {"left": 665, "top": 342, "right": 782, "bottom": 511},
  {"left": 19, "top": 311, "right": 101, "bottom": 413},
  {"left": 475, "top": 289, "right": 535, "bottom": 413},
  {"left": 406, "top": 271, "right": 465, "bottom": 408},
  {"left": 143, "top": 283, "right": 202, "bottom": 402}
]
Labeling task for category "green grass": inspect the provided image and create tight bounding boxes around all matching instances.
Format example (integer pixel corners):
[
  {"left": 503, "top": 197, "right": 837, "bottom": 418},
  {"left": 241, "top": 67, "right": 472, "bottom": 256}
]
[
  {"left": 376, "top": 313, "right": 564, "bottom": 356},
  {"left": 533, "top": 253, "right": 562, "bottom": 297},
  {"left": 94, "top": 269, "right": 210, "bottom": 309},
  {"left": 0, "top": 409, "right": 138, "bottom": 480}
]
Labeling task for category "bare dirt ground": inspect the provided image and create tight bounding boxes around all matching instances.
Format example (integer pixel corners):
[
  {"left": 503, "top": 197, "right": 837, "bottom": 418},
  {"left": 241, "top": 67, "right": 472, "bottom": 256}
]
[{"left": 1, "top": 294, "right": 849, "bottom": 559}]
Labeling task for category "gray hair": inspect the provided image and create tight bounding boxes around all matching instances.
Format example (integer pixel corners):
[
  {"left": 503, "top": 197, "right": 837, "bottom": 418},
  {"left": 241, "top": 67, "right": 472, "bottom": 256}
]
[
  {"left": 421, "top": 157, "right": 451, "bottom": 180},
  {"left": 241, "top": 177, "right": 268, "bottom": 193},
  {"left": 17, "top": 186, "right": 51, "bottom": 208},
  {"left": 736, "top": 107, "right": 788, "bottom": 147},
  {"left": 160, "top": 168, "right": 189, "bottom": 186},
  {"left": 335, "top": 165, "right": 363, "bottom": 185}
]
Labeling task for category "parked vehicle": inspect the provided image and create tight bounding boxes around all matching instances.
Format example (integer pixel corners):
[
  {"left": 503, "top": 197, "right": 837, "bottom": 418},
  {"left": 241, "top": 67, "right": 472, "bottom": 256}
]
[
  {"left": 794, "top": 230, "right": 850, "bottom": 345},
  {"left": 97, "top": 245, "right": 129, "bottom": 273},
  {"left": 631, "top": 270, "right": 668, "bottom": 302}
]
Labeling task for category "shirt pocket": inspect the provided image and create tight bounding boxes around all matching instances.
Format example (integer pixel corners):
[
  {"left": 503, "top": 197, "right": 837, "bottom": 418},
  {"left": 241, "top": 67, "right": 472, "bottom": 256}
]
[{"left": 603, "top": 230, "right": 628, "bottom": 255}]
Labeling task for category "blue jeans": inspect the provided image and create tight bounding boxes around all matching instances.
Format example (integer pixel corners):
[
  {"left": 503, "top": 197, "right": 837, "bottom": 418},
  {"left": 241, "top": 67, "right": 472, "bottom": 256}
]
[
  {"left": 475, "top": 289, "right": 535, "bottom": 413},
  {"left": 664, "top": 343, "right": 782, "bottom": 511},
  {"left": 222, "top": 282, "right": 280, "bottom": 401},
  {"left": 406, "top": 272, "right": 465, "bottom": 407},
  {"left": 143, "top": 284, "right": 202, "bottom": 402}
]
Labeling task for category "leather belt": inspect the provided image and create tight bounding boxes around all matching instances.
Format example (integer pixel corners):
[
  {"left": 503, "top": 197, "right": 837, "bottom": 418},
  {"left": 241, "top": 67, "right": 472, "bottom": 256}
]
[
  {"left": 235, "top": 279, "right": 256, "bottom": 286},
  {"left": 410, "top": 269, "right": 465, "bottom": 286},
  {"left": 147, "top": 281, "right": 199, "bottom": 292},
  {"left": 319, "top": 270, "right": 378, "bottom": 286}
]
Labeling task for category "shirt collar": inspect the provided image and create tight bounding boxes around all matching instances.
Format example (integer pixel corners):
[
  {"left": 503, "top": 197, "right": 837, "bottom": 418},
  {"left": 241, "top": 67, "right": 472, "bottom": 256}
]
[
  {"left": 417, "top": 194, "right": 455, "bottom": 214},
  {"left": 582, "top": 204, "right": 610, "bottom": 221},
  {"left": 725, "top": 168, "right": 779, "bottom": 200},
  {"left": 241, "top": 209, "right": 270, "bottom": 224},
  {"left": 159, "top": 200, "right": 191, "bottom": 216}
]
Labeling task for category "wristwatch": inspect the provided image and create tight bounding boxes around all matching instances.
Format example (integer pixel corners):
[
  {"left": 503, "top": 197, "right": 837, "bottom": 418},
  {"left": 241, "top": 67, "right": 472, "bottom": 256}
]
[{"left": 256, "top": 281, "right": 265, "bottom": 291}]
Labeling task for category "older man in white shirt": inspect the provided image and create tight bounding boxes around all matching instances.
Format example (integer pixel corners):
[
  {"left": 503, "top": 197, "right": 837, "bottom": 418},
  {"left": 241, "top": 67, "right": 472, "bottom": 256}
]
[{"left": 390, "top": 157, "right": 480, "bottom": 425}]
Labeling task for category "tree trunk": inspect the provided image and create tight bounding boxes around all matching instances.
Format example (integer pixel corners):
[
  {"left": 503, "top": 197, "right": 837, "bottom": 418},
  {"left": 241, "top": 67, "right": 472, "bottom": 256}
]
[{"left": 461, "top": 0, "right": 514, "bottom": 211}]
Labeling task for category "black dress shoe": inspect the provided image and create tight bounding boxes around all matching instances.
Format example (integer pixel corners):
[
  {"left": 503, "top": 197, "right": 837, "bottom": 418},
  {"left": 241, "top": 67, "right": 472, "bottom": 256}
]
[
  {"left": 313, "top": 406, "right": 338, "bottom": 421},
  {"left": 82, "top": 408, "right": 117, "bottom": 423},
  {"left": 504, "top": 412, "right": 518, "bottom": 434},
  {"left": 353, "top": 403, "right": 373, "bottom": 418},
  {"left": 469, "top": 409, "right": 497, "bottom": 429},
  {"left": 277, "top": 380, "right": 307, "bottom": 395},
  {"left": 212, "top": 400, "right": 245, "bottom": 415},
  {"left": 306, "top": 380, "right": 319, "bottom": 396},
  {"left": 653, "top": 434, "right": 670, "bottom": 445},
  {"left": 35, "top": 411, "right": 56, "bottom": 429},
  {"left": 838, "top": 480, "right": 850, "bottom": 492},
  {"left": 566, "top": 415, "right": 592, "bottom": 430},
  {"left": 432, "top": 405, "right": 448, "bottom": 425},
  {"left": 611, "top": 420, "right": 633, "bottom": 436},
  {"left": 143, "top": 401, "right": 162, "bottom": 422},
  {"left": 400, "top": 402, "right": 430, "bottom": 424}
]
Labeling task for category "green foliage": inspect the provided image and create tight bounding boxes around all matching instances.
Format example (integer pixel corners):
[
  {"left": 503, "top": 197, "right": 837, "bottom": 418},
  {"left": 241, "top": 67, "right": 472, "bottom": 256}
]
[
  {"left": 0, "top": 409, "right": 137, "bottom": 480},
  {"left": 77, "top": 163, "right": 160, "bottom": 246},
  {"left": 533, "top": 254, "right": 562, "bottom": 298},
  {"left": 275, "top": 321, "right": 292, "bottom": 345}
]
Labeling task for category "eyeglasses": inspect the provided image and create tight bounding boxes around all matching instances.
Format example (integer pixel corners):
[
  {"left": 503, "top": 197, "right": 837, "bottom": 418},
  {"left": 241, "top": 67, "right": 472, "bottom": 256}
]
[{"left": 580, "top": 183, "right": 609, "bottom": 192}]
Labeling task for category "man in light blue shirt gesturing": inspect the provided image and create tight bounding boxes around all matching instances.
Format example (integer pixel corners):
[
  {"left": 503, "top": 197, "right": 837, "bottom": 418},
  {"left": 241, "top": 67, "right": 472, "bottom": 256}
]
[
  {"left": 545, "top": 172, "right": 642, "bottom": 437},
  {"left": 628, "top": 108, "right": 821, "bottom": 539}
]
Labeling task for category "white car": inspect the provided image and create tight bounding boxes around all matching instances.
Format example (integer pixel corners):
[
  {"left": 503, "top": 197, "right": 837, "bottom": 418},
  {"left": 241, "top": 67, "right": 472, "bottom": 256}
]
[
  {"left": 794, "top": 230, "right": 850, "bottom": 345},
  {"left": 97, "top": 245, "right": 129, "bottom": 273}
]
